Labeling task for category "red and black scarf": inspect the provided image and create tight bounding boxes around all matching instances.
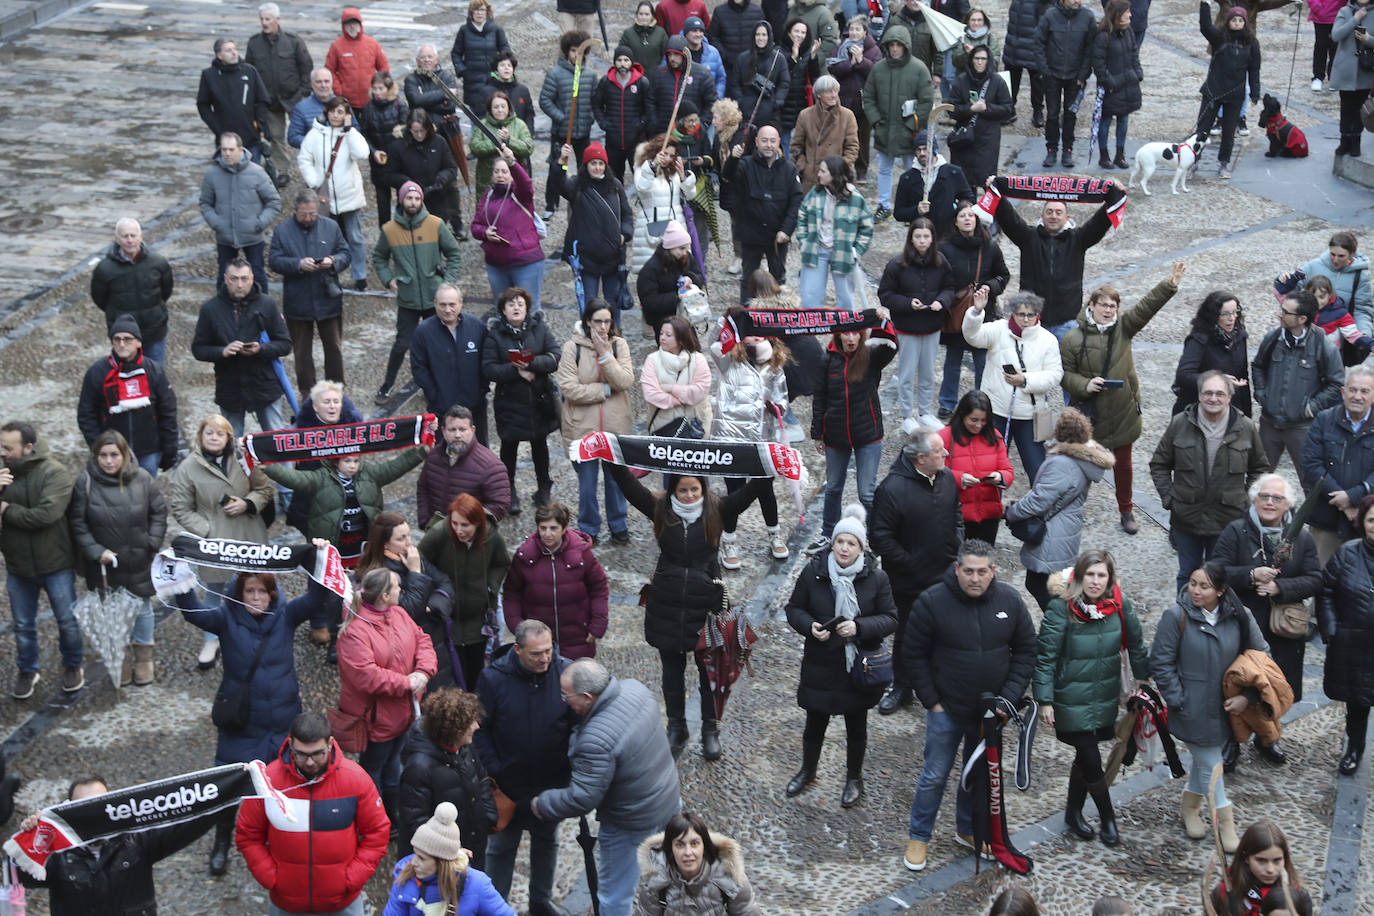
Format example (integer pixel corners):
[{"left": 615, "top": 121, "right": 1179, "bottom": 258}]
[
  {"left": 102, "top": 353, "right": 151, "bottom": 414},
  {"left": 240, "top": 414, "right": 436, "bottom": 469},
  {"left": 720, "top": 308, "right": 892, "bottom": 354},
  {"left": 977, "top": 175, "right": 1127, "bottom": 229}
]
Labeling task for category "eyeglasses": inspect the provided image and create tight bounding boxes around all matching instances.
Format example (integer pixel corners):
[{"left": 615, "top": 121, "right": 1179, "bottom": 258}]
[
  {"left": 1012, "top": 312, "right": 1039, "bottom": 321},
  {"left": 1255, "top": 493, "right": 1288, "bottom": 503},
  {"left": 1217, "top": 309, "right": 1238, "bottom": 318},
  {"left": 1279, "top": 307, "right": 1300, "bottom": 316},
  {"left": 111, "top": 335, "right": 139, "bottom": 344},
  {"left": 560, "top": 691, "right": 584, "bottom": 701},
  {"left": 291, "top": 746, "right": 329, "bottom": 760}
]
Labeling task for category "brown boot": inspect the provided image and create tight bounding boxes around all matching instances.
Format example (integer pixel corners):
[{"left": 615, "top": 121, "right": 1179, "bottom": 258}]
[
  {"left": 1181, "top": 790, "right": 1207, "bottom": 839},
  {"left": 120, "top": 648, "right": 135, "bottom": 687},
  {"left": 132, "top": 645, "right": 155, "bottom": 686},
  {"left": 1216, "top": 804, "right": 1240, "bottom": 853}
]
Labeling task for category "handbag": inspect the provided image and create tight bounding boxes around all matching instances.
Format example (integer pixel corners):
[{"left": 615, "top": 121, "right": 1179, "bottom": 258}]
[
  {"left": 945, "top": 81, "right": 988, "bottom": 152},
  {"left": 942, "top": 247, "right": 983, "bottom": 334},
  {"left": 1268, "top": 599, "right": 1312, "bottom": 640},
  {"left": 1006, "top": 514, "right": 1047, "bottom": 546},
  {"left": 327, "top": 706, "right": 370, "bottom": 753},
  {"left": 1013, "top": 341, "right": 1056, "bottom": 441},
  {"left": 210, "top": 632, "right": 272, "bottom": 730},
  {"left": 652, "top": 416, "right": 705, "bottom": 439},
  {"left": 849, "top": 643, "right": 894, "bottom": 689}
]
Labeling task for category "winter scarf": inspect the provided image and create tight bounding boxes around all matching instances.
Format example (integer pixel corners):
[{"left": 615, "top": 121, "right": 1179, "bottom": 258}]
[
  {"left": 1069, "top": 582, "right": 1123, "bottom": 622},
  {"left": 671, "top": 494, "right": 704, "bottom": 524},
  {"left": 572, "top": 431, "right": 803, "bottom": 480},
  {"left": 720, "top": 307, "right": 889, "bottom": 353},
  {"left": 157, "top": 535, "right": 352, "bottom": 602},
  {"left": 242, "top": 414, "right": 436, "bottom": 468},
  {"left": 977, "top": 175, "right": 1127, "bottom": 229},
  {"left": 827, "top": 551, "right": 864, "bottom": 669},
  {"left": 102, "top": 354, "right": 151, "bottom": 413},
  {"left": 1213, "top": 322, "right": 1244, "bottom": 351}
]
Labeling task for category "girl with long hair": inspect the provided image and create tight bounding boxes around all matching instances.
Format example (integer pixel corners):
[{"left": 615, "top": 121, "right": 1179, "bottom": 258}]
[
  {"left": 795, "top": 155, "right": 874, "bottom": 311},
  {"left": 1209, "top": 819, "right": 1304, "bottom": 915},
  {"left": 878, "top": 218, "right": 955, "bottom": 429},
  {"left": 1171, "top": 290, "right": 1249, "bottom": 416},
  {"left": 938, "top": 390, "right": 1013, "bottom": 544},
  {"left": 1092, "top": 0, "right": 1143, "bottom": 169}
]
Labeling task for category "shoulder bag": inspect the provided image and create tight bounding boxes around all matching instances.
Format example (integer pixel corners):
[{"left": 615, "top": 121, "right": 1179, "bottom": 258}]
[
  {"left": 1261, "top": 533, "right": 1313, "bottom": 639},
  {"left": 850, "top": 642, "right": 894, "bottom": 688},
  {"left": 316, "top": 131, "right": 347, "bottom": 216},
  {"left": 1014, "top": 340, "right": 1056, "bottom": 441},
  {"left": 1007, "top": 462, "right": 1089, "bottom": 546},
  {"left": 211, "top": 633, "right": 272, "bottom": 731},
  {"left": 942, "top": 247, "right": 983, "bottom": 334},
  {"left": 945, "top": 80, "right": 987, "bottom": 153}
]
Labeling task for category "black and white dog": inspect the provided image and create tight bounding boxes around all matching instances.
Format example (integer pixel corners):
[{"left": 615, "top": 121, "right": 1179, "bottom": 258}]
[{"left": 1128, "top": 134, "right": 1208, "bottom": 195}]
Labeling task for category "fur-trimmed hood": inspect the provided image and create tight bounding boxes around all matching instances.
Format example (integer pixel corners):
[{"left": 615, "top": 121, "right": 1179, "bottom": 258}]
[
  {"left": 637, "top": 831, "right": 748, "bottom": 887},
  {"left": 1047, "top": 438, "right": 1115, "bottom": 471}
]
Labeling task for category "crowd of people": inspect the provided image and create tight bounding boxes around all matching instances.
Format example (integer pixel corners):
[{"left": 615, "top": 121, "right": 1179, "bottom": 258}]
[{"left": 6, "top": 0, "right": 1374, "bottom": 912}]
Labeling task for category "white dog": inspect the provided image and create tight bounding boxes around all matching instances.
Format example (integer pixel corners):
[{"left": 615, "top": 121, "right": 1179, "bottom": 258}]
[{"left": 1128, "top": 134, "right": 1207, "bottom": 196}]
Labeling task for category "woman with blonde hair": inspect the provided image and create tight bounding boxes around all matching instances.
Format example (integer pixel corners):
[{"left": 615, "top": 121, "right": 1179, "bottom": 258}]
[{"left": 384, "top": 801, "right": 514, "bottom": 916}]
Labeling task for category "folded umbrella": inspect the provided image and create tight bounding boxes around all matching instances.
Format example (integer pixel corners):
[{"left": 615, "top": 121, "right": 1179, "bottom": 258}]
[{"left": 71, "top": 567, "right": 144, "bottom": 691}]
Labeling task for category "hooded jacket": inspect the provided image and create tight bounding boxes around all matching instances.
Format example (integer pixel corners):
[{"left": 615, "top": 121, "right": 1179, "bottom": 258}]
[
  {"left": 268, "top": 212, "right": 351, "bottom": 321},
  {"left": 417, "top": 514, "right": 510, "bottom": 648},
  {"left": 90, "top": 244, "right": 174, "bottom": 344},
  {"left": 961, "top": 309, "right": 1062, "bottom": 420},
  {"left": 481, "top": 308, "right": 561, "bottom": 441},
  {"left": 1007, "top": 439, "right": 1115, "bottom": 573},
  {"left": 246, "top": 28, "right": 314, "bottom": 108},
  {"left": 1222, "top": 649, "right": 1294, "bottom": 744},
  {"left": 1060, "top": 277, "right": 1178, "bottom": 448},
  {"left": 325, "top": 9, "right": 390, "bottom": 108},
  {"left": 469, "top": 111, "right": 535, "bottom": 195},
  {"left": 336, "top": 600, "right": 439, "bottom": 742},
  {"left": 260, "top": 447, "right": 427, "bottom": 543},
  {"left": 0, "top": 437, "right": 74, "bottom": 579},
  {"left": 236, "top": 737, "right": 391, "bottom": 914},
  {"left": 939, "top": 423, "right": 1015, "bottom": 524},
  {"left": 1034, "top": 0, "right": 1097, "bottom": 79},
  {"left": 473, "top": 648, "right": 576, "bottom": 799},
  {"left": 450, "top": 18, "right": 511, "bottom": 104},
  {"left": 472, "top": 163, "right": 545, "bottom": 268},
  {"left": 1319, "top": 537, "right": 1374, "bottom": 705},
  {"left": 198, "top": 154, "right": 282, "bottom": 249},
  {"left": 502, "top": 528, "right": 609, "bottom": 659},
  {"left": 196, "top": 56, "right": 272, "bottom": 143},
  {"left": 553, "top": 167, "right": 634, "bottom": 275},
  {"left": 811, "top": 333, "right": 897, "bottom": 448},
  {"left": 69, "top": 458, "right": 166, "bottom": 598},
  {"left": 886, "top": 3, "right": 939, "bottom": 70},
  {"left": 76, "top": 348, "right": 179, "bottom": 466},
  {"left": 410, "top": 310, "right": 488, "bottom": 419},
  {"left": 594, "top": 62, "right": 656, "bottom": 150},
  {"left": 298, "top": 118, "right": 371, "bottom": 215},
  {"left": 862, "top": 25, "right": 935, "bottom": 156},
  {"left": 871, "top": 458, "right": 964, "bottom": 598},
  {"left": 730, "top": 27, "right": 791, "bottom": 129},
  {"left": 634, "top": 832, "right": 763, "bottom": 915},
  {"left": 903, "top": 566, "right": 1038, "bottom": 724},
  {"left": 1150, "top": 405, "right": 1268, "bottom": 536},
  {"left": 190, "top": 283, "right": 293, "bottom": 412},
  {"left": 373, "top": 203, "right": 464, "bottom": 311},
  {"left": 396, "top": 724, "right": 497, "bottom": 862},
  {"left": 540, "top": 57, "right": 599, "bottom": 140}
]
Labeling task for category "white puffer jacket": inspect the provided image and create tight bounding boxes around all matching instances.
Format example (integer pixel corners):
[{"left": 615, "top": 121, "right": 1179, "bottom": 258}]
[
  {"left": 630, "top": 157, "right": 694, "bottom": 273},
  {"left": 297, "top": 119, "right": 371, "bottom": 216},
  {"left": 962, "top": 307, "right": 1064, "bottom": 421}
]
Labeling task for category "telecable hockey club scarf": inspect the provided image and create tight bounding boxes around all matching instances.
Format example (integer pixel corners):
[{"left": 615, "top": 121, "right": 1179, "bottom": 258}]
[
  {"left": 160, "top": 535, "right": 352, "bottom": 602},
  {"left": 571, "top": 432, "right": 803, "bottom": 481},
  {"left": 718, "top": 308, "right": 891, "bottom": 354},
  {"left": 977, "top": 175, "right": 1127, "bottom": 230}
]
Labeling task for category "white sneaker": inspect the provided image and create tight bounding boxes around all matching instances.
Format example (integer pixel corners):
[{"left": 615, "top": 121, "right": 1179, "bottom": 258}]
[
  {"left": 720, "top": 534, "right": 742, "bottom": 570},
  {"left": 918, "top": 413, "right": 944, "bottom": 430},
  {"left": 1312, "top": 78, "right": 1324, "bottom": 91},
  {"left": 900, "top": 416, "right": 919, "bottom": 436},
  {"left": 1210, "top": 126, "right": 1222, "bottom": 136},
  {"left": 767, "top": 527, "right": 790, "bottom": 560},
  {"left": 785, "top": 417, "right": 807, "bottom": 443},
  {"left": 727, "top": 257, "right": 743, "bottom": 276}
]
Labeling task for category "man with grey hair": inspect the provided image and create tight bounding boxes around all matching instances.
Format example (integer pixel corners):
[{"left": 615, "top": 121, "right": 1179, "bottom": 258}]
[
  {"left": 532, "top": 658, "right": 680, "bottom": 916},
  {"left": 404, "top": 44, "right": 460, "bottom": 129},
  {"left": 1302, "top": 363, "right": 1374, "bottom": 565},
  {"left": 1150, "top": 368, "right": 1268, "bottom": 594},
  {"left": 790, "top": 73, "right": 859, "bottom": 194},
  {"left": 288, "top": 68, "right": 336, "bottom": 147},
  {"left": 871, "top": 427, "right": 963, "bottom": 715},
  {"left": 90, "top": 218, "right": 174, "bottom": 366},
  {"left": 247, "top": 1, "right": 314, "bottom": 183},
  {"left": 474, "top": 620, "right": 577, "bottom": 916}
]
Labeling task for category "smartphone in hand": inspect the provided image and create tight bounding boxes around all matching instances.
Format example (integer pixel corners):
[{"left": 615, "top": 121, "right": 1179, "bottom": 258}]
[{"left": 1101, "top": 379, "right": 1126, "bottom": 389}]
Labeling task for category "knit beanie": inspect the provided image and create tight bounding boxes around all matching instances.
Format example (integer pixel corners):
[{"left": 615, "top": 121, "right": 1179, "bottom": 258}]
[
  {"left": 583, "top": 141, "right": 609, "bottom": 165},
  {"left": 677, "top": 100, "right": 700, "bottom": 119},
  {"left": 666, "top": 35, "right": 689, "bottom": 55},
  {"left": 1227, "top": 6, "right": 1247, "bottom": 20},
  {"left": 109, "top": 313, "right": 142, "bottom": 342},
  {"left": 410, "top": 802, "right": 466, "bottom": 862},
  {"left": 614, "top": 43, "right": 635, "bottom": 63},
  {"left": 913, "top": 129, "right": 936, "bottom": 153},
  {"left": 399, "top": 180, "right": 424, "bottom": 201},
  {"left": 683, "top": 15, "right": 706, "bottom": 32},
  {"left": 831, "top": 504, "right": 868, "bottom": 551},
  {"left": 661, "top": 219, "right": 691, "bottom": 249}
]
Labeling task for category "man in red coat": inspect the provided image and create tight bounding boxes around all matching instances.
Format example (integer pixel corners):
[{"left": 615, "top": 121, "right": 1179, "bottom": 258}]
[
  {"left": 325, "top": 8, "right": 389, "bottom": 113},
  {"left": 237, "top": 712, "right": 390, "bottom": 916}
]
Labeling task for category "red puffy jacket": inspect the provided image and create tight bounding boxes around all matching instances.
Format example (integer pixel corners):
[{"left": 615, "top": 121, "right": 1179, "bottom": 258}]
[
  {"left": 325, "top": 9, "right": 390, "bottom": 108},
  {"left": 503, "top": 528, "right": 609, "bottom": 658},
  {"left": 337, "top": 601, "right": 439, "bottom": 742},
  {"left": 236, "top": 737, "right": 390, "bottom": 913},
  {"left": 939, "top": 424, "right": 1014, "bottom": 523}
]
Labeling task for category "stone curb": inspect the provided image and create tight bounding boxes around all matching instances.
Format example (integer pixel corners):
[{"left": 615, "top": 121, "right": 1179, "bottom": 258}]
[{"left": 0, "top": 0, "right": 85, "bottom": 41}]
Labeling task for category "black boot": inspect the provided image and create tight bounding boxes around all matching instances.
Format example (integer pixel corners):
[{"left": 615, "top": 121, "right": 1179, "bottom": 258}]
[
  {"left": 841, "top": 778, "right": 864, "bottom": 808},
  {"left": 786, "top": 741, "right": 823, "bottom": 796},
  {"left": 1337, "top": 137, "right": 1352, "bottom": 156},
  {"left": 1064, "top": 764, "right": 1095, "bottom": 840},
  {"left": 208, "top": 819, "right": 233, "bottom": 875},
  {"left": 700, "top": 719, "right": 722, "bottom": 761},
  {"left": 382, "top": 788, "right": 401, "bottom": 840},
  {"left": 534, "top": 480, "right": 553, "bottom": 507},
  {"left": 1114, "top": 147, "right": 1129, "bottom": 169},
  {"left": 1340, "top": 738, "right": 1364, "bottom": 775},
  {"left": 1032, "top": 109, "right": 1045, "bottom": 128},
  {"left": 1352, "top": 136, "right": 1363, "bottom": 157},
  {"left": 1041, "top": 148, "right": 1058, "bottom": 168},
  {"left": 1099, "top": 148, "right": 1112, "bottom": 169},
  {"left": 1221, "top": 737, "right": 1240, "bottom": 773},
  {"left": 842, "top": 741, "right": 866, "bottom": 807},
  {"left": 508, "top": 490, "right": 522, "bottom": 517},
  {"left": 1086, "top": 778, "right": 1119, "bottom": 847},
  {"left": 664, "top": 690, "right": 689, "bottom": 758}
]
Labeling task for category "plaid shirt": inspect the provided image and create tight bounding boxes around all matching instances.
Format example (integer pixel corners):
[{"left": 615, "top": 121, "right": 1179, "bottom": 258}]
[{"left": 795, "top": 186, "right": 873, "bottom": 277}]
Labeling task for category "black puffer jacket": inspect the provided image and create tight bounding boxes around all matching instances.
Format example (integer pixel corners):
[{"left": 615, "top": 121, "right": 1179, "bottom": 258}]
[
  {"left": 786, "top": 551, "right": 899, "bottom": 714},
  {"left": 481, "top": 309, "right": 561, "bottom": 441},
  {"left": 398, "top": 724, "right": 497, "bottom": 864},
  {"left": 90, "top": 245, "right": 174, "bottom": 344},
  {"left": 76, "top": 352, "right": 180, "bottom": 467},
  {"left": 903, "top": 566, "right": 1038, "bottom": 724},
  {"left": 720, "top": 150, "right": 803, "bottom": 246},
  {"left": 1199, "top": 1, "right": 1261, "bottom": 102},
  {"left": 472, "top": 647, "right": 576, "bottom": 799},
  {"left": 1002, "top": 0, "right": 1053, "bottom": 68},
  {"left": 189, "top": 285, "right": 292, "bottom": 412},
  {"left": 871, "top": 458, "right": 964, "bottom": 599},
  {"left": 947, "top": 65, "right": 1014, "bottom": 188},
  {"left": 554, "top": 168, "right": 634, "bottom": 276},
  {"left": 610, "top": 466, "right": 764, "bottom": 652},
  {"left": 1171, "top": 326, "right": 1252, "bottom": 416},
  {"left": 938, "top": 229, "right": 1010, "bottom": 325},
  {"left": 1034, "top": 1, "right": 1097, "bottom": 80},
  {"left": 68, "top": 459, "right": 166, "bottom": 599},
  {"left": 593, "top": 64, "right": 655, "bottom": 151},
  {"left": 731, "top": 33, "right": 791, "bottom": 131},
  {"left": 780, "top": 44, "right": 822, "bottom": 130},
  {"left": 1320, "top": 538, "right": 1374, "bottom": 705},
  {"left": 811, "top": 333, "right": 897, "bottom": 448},
  {"left": 709, "top": 0, "right": 766, "bottom": 72},
  {"left": 877, "top": 254, "right": 956, "bottom": 335},
  {"left": 385, "top": 133, "right": 458, "bottom": 223},
  {"left": 450, "top": 20, "right": 511, "bottom": 105},
  {"left": 637, "top": 247, "right": 708, "bottom": 327},
  {"left": 650, "top": 61, "right": 718, "bottom": 135},
  {"left": 893, "top": 162, "right": 974, "bottom": 236},
  {"left": 1092, "top": 26, "right": 1142, "bottom": 117}
]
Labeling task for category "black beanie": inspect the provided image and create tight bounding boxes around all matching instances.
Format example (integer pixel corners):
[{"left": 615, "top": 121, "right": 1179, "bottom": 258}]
[{"left": 110, "top": 313, "right": 142, "bottom": 342}]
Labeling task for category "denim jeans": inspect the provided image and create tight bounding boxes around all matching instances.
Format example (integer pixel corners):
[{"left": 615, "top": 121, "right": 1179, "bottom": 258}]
[
  {"left": 895, "top": 332, "right": 940, "bottom": 419},
  {"left": 582, "top": 270, "right": 628, "bottom": 324},
  {"left": 576, "top": 459, "right": 628, "bottom": 537},
  {"left": 939, "top": 340, "right": 987, "bottom": 411},
  {"left": 142, "top": 337, "right": 166, "bottom": 368},
  {"left": 876, "top": 152, "right": 912, "bottom": 209},
  {"left": 822, "top": 441, "right": 882, "bottom": 537},
  {"left": 485, "top": 813, "right": 560, "bottom": 903},
  {"left": 131, "top": 598, "right": 155, "bottom": 645},
  {"left": 1184, "top": 742, "right": 1229, "bottom": 807},
  {"left": 597, "top": 822, "right": 662, "bottom": 916},
  {"left": 908, "top": 708, "right": 979, "bottom": 842},
  {"left": 485, "top": 259, "right": 547, "bottom": 313},
  {"left": 358, "top": 733, "right": 407, "bottom": 793},
  {"left": 994, "top": 414, "right": 1046, "bottom": 483},
  {"left": 1044, "top": 319, "right": 1077, "bottom": 341},
  {"left": 1097, "top": 113, "right": 1129, "bottom": 150},
  {"left": 223, "top": 400, "right": 286, "bottom": 437},
  {"left": 1172, "top": 528, "right": 1218, "bottom": 596},
  {"left": 216, "top": 242, "right": 268, "bottom": 294},
  {"left": 6, "top": 569, "right": 83, "bottom": 672},
  {"left": 334, "top": 210, "right": 368, "bottom": 282},
  {"left": 798, "top": 251, "right": 856, "bottom": 310},
  {"left": 135, "top": 453, "right": 161, "bottom": 478}
]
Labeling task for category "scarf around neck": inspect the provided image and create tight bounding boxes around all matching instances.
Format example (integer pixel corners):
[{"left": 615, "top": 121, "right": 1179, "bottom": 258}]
[
  {"left": 1213, "top": 322, "right": 1243, "bottom": 351},
  {"left": 1248, "top": 504, "right": 1287, "bottom": 544},
  {"left": 828, "top": 551, "right": 865, "bottom": 670},
  {"left": 671, "top": 494, "right": 704, "bottom": 524},
  {"left": 1008, "top": 315, "right": 1026, "bottom": 338},
  {"left": 1070, "top": 582, "right": 1123, "bottom": 623},
  {"left": 103, "top": 353, "right": 151, "bottom": 413}
]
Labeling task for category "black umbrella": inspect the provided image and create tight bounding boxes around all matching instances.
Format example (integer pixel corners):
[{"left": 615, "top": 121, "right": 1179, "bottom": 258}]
[{"left": 578, "top": 815, "right": 600, "bottom": 916}]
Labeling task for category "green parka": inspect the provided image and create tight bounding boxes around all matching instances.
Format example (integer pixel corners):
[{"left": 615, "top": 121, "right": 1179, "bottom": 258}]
[
  {"left": 372, "top": 203, "right": 464, "bottom": 312},
  {"left": 469, "top": 112, "right": 535, "bottom": 196},
  {"left": 1034, "top": 583, "right": 1150, "bottom": 734},
  {"left": 1059, "top": 277, "right": 1177, "bottom": 448},
  {"left": 861, "top": 25, "right": 935, "bottom": 157},
  {"left": 0, "top": 436, "right": 74, "bottom": 578},
  {"left": 1148, "top": 406, "right": 1269, "bottom": 537},
  {"left": 418, "top": 512, "right": 511, "bottom": 647},
  {"left": 260, "top": 447, "right": 427, "bottom": 543}
]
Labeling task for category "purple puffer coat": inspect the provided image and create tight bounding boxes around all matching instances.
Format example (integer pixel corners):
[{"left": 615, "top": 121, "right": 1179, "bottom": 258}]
[
  {"left": 471, "top": 162, "right": 544, "bottom": 268},
  {"left": 501, "top": 528, "right": 609, "bottom": 658}
]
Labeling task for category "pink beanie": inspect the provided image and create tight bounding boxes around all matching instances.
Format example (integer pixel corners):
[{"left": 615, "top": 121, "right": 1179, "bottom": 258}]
[
  {"left": 661, "top": 220, "right": 691, "bottom": 250},
  {"left": 399, "top": 180, "right": 424, "bottom": 201}
]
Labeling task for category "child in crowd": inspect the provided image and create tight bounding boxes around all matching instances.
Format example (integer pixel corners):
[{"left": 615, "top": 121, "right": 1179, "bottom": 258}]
[{"left": 1209, "top": 819, "right": 1304, "bottom": 916}]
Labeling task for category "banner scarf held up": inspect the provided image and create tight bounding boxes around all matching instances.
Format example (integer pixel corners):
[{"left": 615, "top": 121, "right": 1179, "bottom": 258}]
[
  {"left": 718, "top": 308, "right": 892, "bottom": 355},
  {"left": 240, "top": 413, "right": 436, "bottom": 469},
  {"left": 162, "top": 535, "right": 352, "bottom": 603},
  {"left": 571, "top": 432, "right": 804, "bottom": 482},
  {"left": 977, "top": 175, "right": 1127, "bottom": 230},
  {"left": 5, "top": 762, "right": 291, "bottom": 880}
]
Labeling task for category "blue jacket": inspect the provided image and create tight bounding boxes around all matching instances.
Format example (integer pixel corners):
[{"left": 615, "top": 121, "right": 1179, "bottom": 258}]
[
  {"left": 472, "top": 646, "right": 577, "bottom": 799},
  {"left": 686, "top": 33, "right": 728, "bottom": 96},
  {"left": 288, "top": 94, "right": 326, "bottom": 147},
  {"left": 268, "top": 214, "right": 352, "bottom": 321},
  {"left": 176, "top": 582, "right": 312, "bottom": 765},
  {"left": 1294, "top": 250, "right": 1374, "bottom": 335},
  {"left": 1303, "top": 403, "right": 1374, "bottom": 535},
  {"left": 410, "top": 312, "right": 488, "bottom": 416},
  {"left": 383, "top": 858, "right": 514, "bottom": 916}
]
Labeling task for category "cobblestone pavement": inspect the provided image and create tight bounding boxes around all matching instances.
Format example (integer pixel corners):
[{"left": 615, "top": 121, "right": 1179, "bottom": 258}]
[{"left": 2, "top": 0, "right": 1374, "bottom": 912}]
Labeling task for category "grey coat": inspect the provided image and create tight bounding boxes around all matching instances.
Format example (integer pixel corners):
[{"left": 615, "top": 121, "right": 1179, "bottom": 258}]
[
  {"left": 633, "top": 832, "right": 762, "bottom": 916},
  {"left": 1251, "top": 327, "right": 1344, "bottom": 429},
  {"left": 536, "top": 677, "right": 680, "bottom": 833},
  {"left": 68, "top": 459, "right": 167, "bottom": 598},
  {"left": 198, "top": 154, "right": 282, "bottom": 248},
  {"left": 1330, "top": 2, "right": 1374, "bottom": 92},
  {"left": 1150, "top": 590, "right": 1270, "bottom": 746},
  {"left": 1005, "top": 439, "right": 1114, "bottom": 573}
]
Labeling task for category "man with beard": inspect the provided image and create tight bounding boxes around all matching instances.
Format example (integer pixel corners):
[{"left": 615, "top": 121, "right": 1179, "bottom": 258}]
[
  {"left": 539, "top": 31, "right": 599, "bottom": 219},
  {"left": 372, "top": 183, "right": 462, "bottom": 404},
  {"left": 416, "top": 405, "right": 511, "bottom": 528},
  {"left": 650, "top": 35, "right": 717, "bottom": 136},
  {"left": 77, "top": 315, "right": 180, "bottom": 478},
  {"left": 592, "top": 46, "right": 654, "bottom": 183},
  {"left": 892, "top": 130, "right": 973, "bottom": 237},
  {"left": 723, "top": 124, "right": 801, "bottom": 302},
  {"left": 197, "top": 38, "right": 273, "bottom": 160},
  {"left": 410, "top": 284, "right": 488, "bottom": 441},
  {"left": 190, "top": 258, "right": 292, "bottom": 436}
]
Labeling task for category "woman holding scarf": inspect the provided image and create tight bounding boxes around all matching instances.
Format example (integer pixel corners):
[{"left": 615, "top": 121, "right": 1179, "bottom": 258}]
[
  {"left": 784, "top": 505, "right": 897, "bottom": 808},
  {"left": 1034, "top": 549, "right": 1150, "bottom": 846}
]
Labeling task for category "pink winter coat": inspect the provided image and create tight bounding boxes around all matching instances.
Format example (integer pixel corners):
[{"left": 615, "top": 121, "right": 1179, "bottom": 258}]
[
  {"left": 502, "top": 529, "right": 609, "bottom": 658},
  {"left": 471, "top": 162, "right": 544, "bottom": 268},
  {"left": 1310, "top": 0, "right": 1343, "bottom": 25},
  {"left": 336, "top": 601, "right": 438, "bottom": 742}
]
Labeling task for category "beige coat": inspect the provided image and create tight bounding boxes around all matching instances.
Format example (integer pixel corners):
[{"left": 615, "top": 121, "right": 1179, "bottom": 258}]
[
  {"left": 556, "top": 331, "right": 635, "bottom": 449},
  {"left": 168, "top": 449, "right": 274, "bottom": 541},
  {"left": 790, "top": 103, "right": 860, "bottom": 193}
]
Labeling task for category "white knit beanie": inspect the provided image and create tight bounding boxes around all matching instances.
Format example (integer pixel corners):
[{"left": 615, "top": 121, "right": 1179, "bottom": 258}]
[
  {"left": 410, "top": 801, "right": 466, "bottom": 863},
  {"left": 831, "top": 504, "right": 868, "bottom": 551}
]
